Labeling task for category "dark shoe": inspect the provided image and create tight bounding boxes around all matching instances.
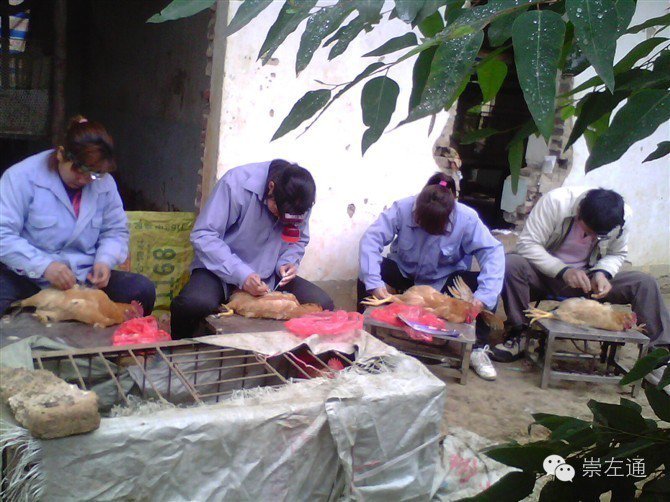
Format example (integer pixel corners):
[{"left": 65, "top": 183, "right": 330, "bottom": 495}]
[{"left": 489, "top": 335, "right": 525, "bottom": 362}]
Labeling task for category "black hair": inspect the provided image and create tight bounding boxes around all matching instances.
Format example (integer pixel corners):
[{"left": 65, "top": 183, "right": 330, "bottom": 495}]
[
  {"left": 578, "top": 188, "right": 625, "bottom": 235},
  {"left": 414, "top": 172, "right": 456, "bottom": 235},
  {"left": 265, "top": 159, "right": 316, "bottom": 215}
]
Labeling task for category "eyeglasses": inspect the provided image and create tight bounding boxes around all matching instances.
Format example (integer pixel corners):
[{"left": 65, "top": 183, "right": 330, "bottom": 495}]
[{"left": 66, "top": 152, "right": 106, "bottom": 180}]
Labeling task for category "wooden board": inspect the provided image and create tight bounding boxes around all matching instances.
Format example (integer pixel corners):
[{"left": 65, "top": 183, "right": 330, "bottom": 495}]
[{"left": 1, "top": 313, "right": 116, "bottom": 349}]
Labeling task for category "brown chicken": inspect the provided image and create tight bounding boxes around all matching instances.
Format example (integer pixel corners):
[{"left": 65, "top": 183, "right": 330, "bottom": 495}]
[
  {"left": 219, "top": 291, "right": 323, "bottom": 320},
  {"left": 12, "top": 286, "right": 142, "bottom": 328},
  {"left": 526, "top": 298, "right": 639, "bottom": 332},
  {"left": 362, "top": 278, "right": 504, "bottom": 330}
]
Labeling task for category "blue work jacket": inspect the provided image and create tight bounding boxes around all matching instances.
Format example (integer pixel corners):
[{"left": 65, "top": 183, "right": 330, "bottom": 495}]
[
  {"left": 190, "top": 161, "right": 310, "bottom": 294},
  {"left": 359, "top": 196, "right": 505, "bottom": 309},
  {"left": 0, "top": 150, "right": 129, "bottom": 286}
]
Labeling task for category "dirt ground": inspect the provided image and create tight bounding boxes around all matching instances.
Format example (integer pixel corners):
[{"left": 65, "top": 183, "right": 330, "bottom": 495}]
[{"left": 429, "top": 294, "right": 670, "bottom": 444}]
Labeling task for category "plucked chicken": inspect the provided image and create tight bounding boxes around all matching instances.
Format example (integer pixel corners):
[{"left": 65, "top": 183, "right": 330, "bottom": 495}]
[
  {"left": 362, "top": 277, "right": 503, "bottom": 330},
  {"left": 11, "top": 286, "right": 143, "bottom": 328},
  {"left": 219, "top": 291, "right": 322, "bottom": 320},
  {"left": 525, "top": 297, "right": 639, "bottom": 332}
]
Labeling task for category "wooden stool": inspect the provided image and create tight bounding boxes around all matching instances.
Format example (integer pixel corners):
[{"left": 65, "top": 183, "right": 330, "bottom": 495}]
[
  {"left": 526, "top": 318, "right": 649, "bottom": 396},
  {"left": 363, "top": 307, "right": 475, "bottom": 384}
]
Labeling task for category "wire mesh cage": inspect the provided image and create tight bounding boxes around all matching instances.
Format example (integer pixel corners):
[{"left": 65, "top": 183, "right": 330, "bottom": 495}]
[{"left": 32, "top": 340, "right": 357, "bottom": 412}]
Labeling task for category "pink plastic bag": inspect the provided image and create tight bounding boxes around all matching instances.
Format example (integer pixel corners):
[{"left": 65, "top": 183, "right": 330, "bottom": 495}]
[
  {"left": 285, "top": 310, "right": 364, "bottom": 338},
  {"left": 112, "top": 316, "right": 172, "bottom": 346},
  {"left": 370, "top": 304, "right": 446, "bottom": 342}
]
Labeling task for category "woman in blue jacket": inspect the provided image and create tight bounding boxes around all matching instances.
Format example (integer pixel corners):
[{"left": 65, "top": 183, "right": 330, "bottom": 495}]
[
  {"left": 0, "top": 116, "right": 155, "bottom": 316},
  {"left": 170, "top": 159, "right": 334, "bottom": 338},
  {"left": 358, "top": 172, "right": 504, "bottom": 380}
]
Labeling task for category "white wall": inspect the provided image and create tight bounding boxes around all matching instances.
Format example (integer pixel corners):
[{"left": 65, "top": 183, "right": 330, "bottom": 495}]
[
  {"left": 217, "top": 1, "right": 446, "bottom": 281},
  {"left": 216, "top": 1, "right": 669, "bottom": 281},
  {"left": 563, "top": 1, "right": 670, "bottom": 269}
]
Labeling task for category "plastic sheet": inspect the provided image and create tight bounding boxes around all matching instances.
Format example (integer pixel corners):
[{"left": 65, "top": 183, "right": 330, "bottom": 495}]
[
  {"left": 112, "top": 316, "right": 171, "bottom": 346},
  {"left": 284, "top": 311, "right": 364, "bottom": 338},
  {"left": 370, "top": 304, "right": 447, "bottom": 342}
]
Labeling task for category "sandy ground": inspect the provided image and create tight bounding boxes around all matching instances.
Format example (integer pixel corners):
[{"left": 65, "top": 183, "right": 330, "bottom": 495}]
[{"left": 429, "top": 294, "right": 670, "bottom": 444}]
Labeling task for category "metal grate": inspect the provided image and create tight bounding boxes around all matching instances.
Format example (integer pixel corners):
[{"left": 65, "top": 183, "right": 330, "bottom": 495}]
[{"left": 32, "top": 340, "right": 356, "bottom": 408}]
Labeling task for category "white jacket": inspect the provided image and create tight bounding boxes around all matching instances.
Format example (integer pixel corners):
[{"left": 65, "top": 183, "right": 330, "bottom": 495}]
[{"left": 516, "top": 186, "right": 631, "bottom": 278}]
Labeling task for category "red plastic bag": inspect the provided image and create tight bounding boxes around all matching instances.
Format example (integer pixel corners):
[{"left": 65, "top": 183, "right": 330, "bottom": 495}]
[
  {"left": 285, "top": 310, "right": 364, "bottom": 338},
  {"left": 113, "top": 316, "right": 172, "bottom": 346},
  {"left": 370, "top": 304, "right": 446, "bottom": 342}
]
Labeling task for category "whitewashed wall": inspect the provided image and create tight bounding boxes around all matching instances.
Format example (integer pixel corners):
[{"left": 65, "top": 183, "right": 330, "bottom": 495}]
[
  {"left": 216, "top": 1, "right": 446, "bottom": 281},
  {"left": 563, "top": 1, "right": 670, "bottom": 270},
  {"left": 215, "top": 1, "right": 669, "bottom": 282}
]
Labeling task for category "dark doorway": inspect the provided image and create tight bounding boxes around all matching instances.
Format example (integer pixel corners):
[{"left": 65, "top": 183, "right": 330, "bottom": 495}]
[{"left": 452, "top": 57, "right": 531, "bottom": 229}]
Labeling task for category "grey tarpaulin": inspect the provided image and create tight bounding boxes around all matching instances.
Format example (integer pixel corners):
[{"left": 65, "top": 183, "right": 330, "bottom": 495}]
[{"left": 2, "top": 331, "right": 447, "bottom": 501}]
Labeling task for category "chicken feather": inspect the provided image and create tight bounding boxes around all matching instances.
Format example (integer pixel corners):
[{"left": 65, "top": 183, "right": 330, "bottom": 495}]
[
  {"left": 220, "top": 291, "right": 322, "bottom": 320},
  {"left": 525, "top": 297, "right": 638, "bottom": 332}
]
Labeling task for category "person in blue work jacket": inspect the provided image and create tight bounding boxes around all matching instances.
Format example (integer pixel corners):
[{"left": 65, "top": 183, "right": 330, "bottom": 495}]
[
  {"left": 170, "top": 159, "right": 334, "bottom": 338},
  {"left": 358, "top": 172, "right": 505, "bottom": 380},
  {"left": 0, "top": 116, "right": 156, "bottom": 316}
]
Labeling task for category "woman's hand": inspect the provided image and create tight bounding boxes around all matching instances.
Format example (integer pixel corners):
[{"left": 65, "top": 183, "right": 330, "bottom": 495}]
[
  {"left": 243, "top": 273, "right": 269, "bottom": 296},
  {"left": 277, "top": 264, "right": 298, "bottom": 288},
  {"left": 371, "top": 286, "right": 391, "bottom": 300},
  {"left": 44, "top": 262, "right": 76, "bottom": 290},
  {"left": 87, "top": 263, "right": 111, "bottom": 289}
]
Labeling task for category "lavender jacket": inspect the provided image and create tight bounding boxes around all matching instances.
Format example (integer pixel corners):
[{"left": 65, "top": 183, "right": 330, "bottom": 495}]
[
  {"left": 190, "top": 162, "right": 309, "bottom": 293},
  {"left": 0, "top": 150, "right": 129, "bottom": 285},
  {"left": 359, "top": 196, "right": 505, "bottom": 309}
]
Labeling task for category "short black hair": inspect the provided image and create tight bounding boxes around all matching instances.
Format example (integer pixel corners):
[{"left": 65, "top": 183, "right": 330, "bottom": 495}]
[
  {"left": 579, "top": 188, "right": 625, "bottom": 235},
  {"left": 266, "top": 159, "right": 316, "bottom": 215}
]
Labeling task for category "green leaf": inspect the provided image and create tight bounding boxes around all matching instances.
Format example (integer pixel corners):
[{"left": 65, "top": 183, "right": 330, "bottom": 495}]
[
  {"left": 531, "top": 413, "right": 575, "bottom": 431},
  {"left": 619, "top": 397, "right": 642, "bottom": 413},
  {"left": 225, "top": 0, "right": 273, "bottom": 36},
  {"left": 477, "top": 59, "right": 508, "bottom": 103},
  {"left": 659, "top": 363, "right": 670, "bottom": 389},
  {"left": 405, "top": 31, "right": 484, "bottom": 123},
  {"left": 587, "top": 399, "right": 647, "bottom": 434},
  {"left": 566, "top": 0, "right": 618, "bottom": 92},
  {"left": 620, "top": 348, "right": 670, "bottom": 385},
  {"left": 644, "top": 141, "right": 670, "bottom": 163},
  {"left": 512, "top": 10, "right": 566, "bottom": 140},
  {"left": 487, "top": 8, "right": 527, "bottom": 47},
  {"left": 361, "top": 76, "right": 400, "bottom": 154},
  {"left": 539, "top": 479, "right": 578, "bottom": 501},
  {"left": 459, "top": 127, "right": 501, "bottom": 145},
  {"left": 363, "top": 33, "right": 418, "bottom": 57},
  {"left": 147, "top": 0, "right": 216, "bottom": 23},
  {"left": 272, "top": 89, "right": 331, "bottom": 141},
  {"left": 463, "top": 471, "right": 536, "bottom": 502},
  {"left": 587, "top": 90, "right": 670, "bottom": 171},
  {"left": 328, "top": 16, "right": 371, "bottom": 61},
  {"left": 616, "top": 37, "right": 669, "bottom": 74},
  {"left": 394, "top": 0, "right": 425, "bottom": 23},
  {"left": 645, "top": 385, "right": 670, "bottom": 422},
  {"left": 610, "top": 438, "right": 657, "bottom": 459},
  {"left": 560, "top": 105, "right": 576, "bottom": 120},
  {"left": 640, "top": 476, "right": 670, "bottom": 499},
  {"left": 296, "top": 1, "right": 356, "bottom": 74},
  {"left": 626, "top": 12, "right": 670, "bottom": 34},
  {"left": 259, "top": 0, "right": 317, "bottom": 64},
  {"left": 565, "top": 91, "right": 628, "bottom": 150},
  {"left": 549, "top": 417, "right": 591, "bottom": 441},
  {"left": 416, "top": 5, "right": 446, "bottom": 37},
  {"left": 508, "top": 139, "right": 524, "bottom": 194},
  {"left": 408, "top": 47, "right": 436, "bottom": 112},
  {"left": 614, "top": 0, "right": 635, "bottom": 35}
]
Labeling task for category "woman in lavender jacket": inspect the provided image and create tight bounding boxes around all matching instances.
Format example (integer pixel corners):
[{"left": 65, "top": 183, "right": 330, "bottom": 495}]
[
  {"left": 358, "top": 172, "right": 504, "bottom": 380},
  {"left": 170, "top": 160, "right": 334, "bottom": 338},
  {"left": 0, "top": 116, "right": 155, "bottom": 316}
]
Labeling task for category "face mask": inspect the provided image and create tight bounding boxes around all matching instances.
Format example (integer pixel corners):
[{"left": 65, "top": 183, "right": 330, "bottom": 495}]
[{"left": 280, "top": 212, "right": 306, "bottom": 243}]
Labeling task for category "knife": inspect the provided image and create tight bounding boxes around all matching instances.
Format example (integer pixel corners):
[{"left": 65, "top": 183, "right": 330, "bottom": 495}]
[{"left": 397, "top": 315, "right": 461, "bottom": 338}]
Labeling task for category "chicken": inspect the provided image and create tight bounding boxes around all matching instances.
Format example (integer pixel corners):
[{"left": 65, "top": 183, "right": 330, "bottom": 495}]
[
  {"left": 525, "top": 297, "right": 639, "bottom": 332},
  {"left": 219, "top": 291, "right": 323, "bottom": 320},
  {"left": 12, "top": 286, "right": 143, "bottom": 328},
  {"left": 362, "top": 278, "right": 504, "bottom": 331}
]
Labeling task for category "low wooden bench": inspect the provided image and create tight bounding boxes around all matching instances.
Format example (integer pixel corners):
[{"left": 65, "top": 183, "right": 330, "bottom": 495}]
[
  {"left": 525, "top": 318, "right": 649, "bottom": 396},
  {"left": 363, "top": 307, "right": 475, "bottom": 384}
]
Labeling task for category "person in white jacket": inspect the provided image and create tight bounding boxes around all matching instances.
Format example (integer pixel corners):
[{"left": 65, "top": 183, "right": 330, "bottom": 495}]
[{"left": 492, "top": 186, "right": 669, "bottom": 361}]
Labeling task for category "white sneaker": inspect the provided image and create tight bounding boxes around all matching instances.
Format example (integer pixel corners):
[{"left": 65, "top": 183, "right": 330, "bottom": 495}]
[{"left": 471, "top": 346, "right": 497, "bottom": 380}]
